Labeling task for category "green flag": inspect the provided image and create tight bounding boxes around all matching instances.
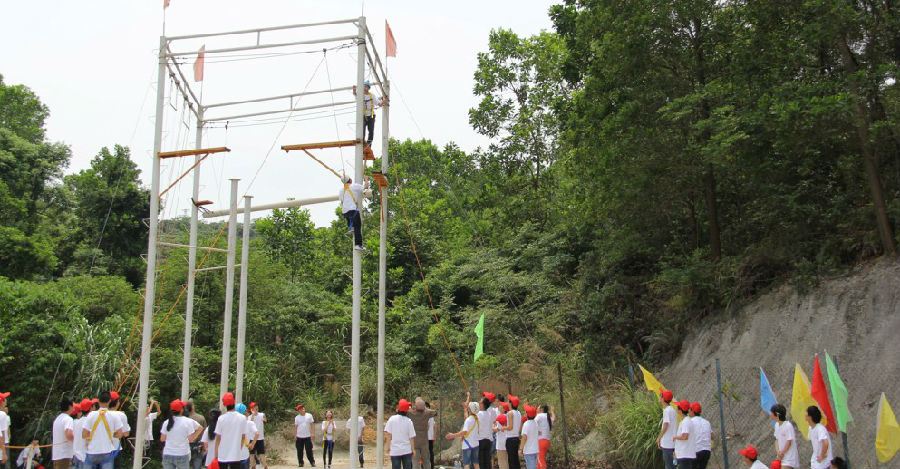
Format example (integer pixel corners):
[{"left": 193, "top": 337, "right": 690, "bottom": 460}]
[
  {"left": 825, "top": 352, "right": 853, "bottom": 432},
  {"left": 473, "top": 313, "right": 485, "bottom": 362}
]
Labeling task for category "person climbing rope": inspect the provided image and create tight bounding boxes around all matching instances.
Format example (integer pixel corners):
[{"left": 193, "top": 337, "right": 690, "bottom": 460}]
[
  {"left": 340, "top": 176, "right": 369, "bottom": 252},
  {"left": 351, "top": 81, "right": 387, "bottom": 147}
]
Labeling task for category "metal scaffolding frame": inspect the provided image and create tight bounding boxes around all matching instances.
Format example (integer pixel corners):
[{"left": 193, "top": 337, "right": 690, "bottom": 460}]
[{"left": 135, "top": 17, "right": 390, "bottom": 469}]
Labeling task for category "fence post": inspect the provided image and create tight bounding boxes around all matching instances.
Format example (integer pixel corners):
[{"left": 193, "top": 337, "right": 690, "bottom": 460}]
[
  {"left": 716, "top": 358, "right": 730, "bottom": 469},
  {"left": 557, "top": 362, "right": 571, "bottom": 469},
  {"left": 834, "top": 357, "right": 852, "bottom": 469}
]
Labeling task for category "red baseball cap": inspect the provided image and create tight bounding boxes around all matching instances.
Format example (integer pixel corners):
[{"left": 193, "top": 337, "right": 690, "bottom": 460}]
[
  {"left": 249, "top": 402, "right": 257, "bottom": 409},
  {"left": 482, "top": 392, "right": 496, "bottom": 403},
  {"left": 296, "top": 404, "right": 305, "bottom": 411},
  {"left": 677, "top": 399, "right": 690, "bottom": 412},
  {"left": 0, "top": 392, "right": 11, "bottom": 402},
  {"left": 397, "top": 399, "right": 411, "bottom": 412},
  {"left": 499, "top": 402, "right": 510, "bottom": 412},
  {"left": 208, "top": 460, "right": 219, "bottom": 469},
  {"left": 770, "top": 460, "right": 782, "bottom": 469},
  {"left": 109, "top": 391, "right": 120, "bottom": 401},
  {"left": 690, "top": 402, "right": 702, "bottom": 414},
  {"left": 170, "top": 399, "right": 184, "bottom": 412},
  {"left": 496, "top": 414, "right": 508, "bottom": 426},
  {"left": 524, "top": 405, "right": 537, "bottom": 418},
  {"left": 91, "top": 398, "right": 99, "bottom": 404},
  {"left": 222, "top": 392, "right": 235, "bottom": 407},
  {"left": 738, "top": 445, "right": 758, "bottom": 460},
  {"left": 508, "top": 395, "right": 520, "bottom": 408},
  {"left": 80, "top": 399, "right": 93, "bottom": 412},
  {"left": 661, "top": 389, "right": 674, "bottom": 402}
]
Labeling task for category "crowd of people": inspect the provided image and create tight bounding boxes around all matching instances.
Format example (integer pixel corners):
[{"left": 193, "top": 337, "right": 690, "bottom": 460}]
[{"left": 655, "top": 389, "right": 849, "bottom": 469}]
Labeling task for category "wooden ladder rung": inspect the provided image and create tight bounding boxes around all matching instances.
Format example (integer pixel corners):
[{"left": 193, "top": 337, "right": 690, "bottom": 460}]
[
  {"left": 158, "top": 147, "right": 230, "bottom": 159},
  {"left": 282, "top": 139, "right": 361, "bottom": 152},
  {"left": 372, "top": 172, "right": 388, "bottom": 188},
  {"left": 363, "top": 146, "right": 375, "bottom": 161}
]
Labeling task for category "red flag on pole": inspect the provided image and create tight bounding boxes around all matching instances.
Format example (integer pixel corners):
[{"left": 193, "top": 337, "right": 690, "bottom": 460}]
[
  {"left": 193, "top": 45, "right": 205, "bottom": 82},
  {"left": 163, "top": 0, "right": 170, "bottom": 8},
  {"left": 385, "top": 20, "right": 397, "bottom": 58},
  {"left": 810, "top": 354, "right": 838, "bottom": 434}
]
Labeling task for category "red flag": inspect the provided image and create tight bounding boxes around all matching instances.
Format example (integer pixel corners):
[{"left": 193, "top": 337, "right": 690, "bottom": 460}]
[
  {"left": 385, "top": 20, "right": 397, "bottom": 58},
  {"left": 163, "top": 0, "right": 170, "bottom": 8},
  {"left": 193, "top": 45, "right": 205, "bottom": 82},
  {"left": 811, "top": 354, "right": 838, "bottom": 434}
]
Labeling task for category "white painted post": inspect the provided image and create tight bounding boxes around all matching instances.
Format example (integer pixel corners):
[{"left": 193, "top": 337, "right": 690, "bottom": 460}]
[
  {"left": 349, "top": 16, "right": 366, "bottom": 469},
  {"left": 133, "top": 35, "right": 168, "bottom": 469},
  {"left": 219, "top": 179, "right": 239, "bottom": 402},
  {"left": 235, "top": 195, "right": 252, "bottom": 403},
  {"left": 376, "top": 78, "right": 389, "bottom": 469},
  {"left": 181, "top": 107, "right": 203, "bottom": 402}
]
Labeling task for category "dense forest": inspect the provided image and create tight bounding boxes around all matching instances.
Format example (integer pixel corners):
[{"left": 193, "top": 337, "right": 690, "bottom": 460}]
[{"left": 1, "top": 0, "right": 898, "bottom": 464}]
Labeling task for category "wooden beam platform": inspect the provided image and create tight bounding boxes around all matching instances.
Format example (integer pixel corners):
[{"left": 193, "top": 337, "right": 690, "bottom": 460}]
[
  {"left": 363, "top": 146, "right": 375, "bottom": 161},
  {"left": 158, "top": 147, "right": 231, "bottom": 159},
  {"left": 282, "top": 139, "right": 361, "bottom": 152},
  {"left": 372, "top": 172, "right": 388, "bottom": 188}
]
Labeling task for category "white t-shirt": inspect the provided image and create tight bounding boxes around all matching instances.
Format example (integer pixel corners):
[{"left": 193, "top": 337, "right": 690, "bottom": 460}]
[
  {"left": 215, "top": 411, "right": 248, "bottom": 463},
  {"left": 0, "top": 411, "right": 11, "bottom": 443},
  {"left": 340, "top": 183, "right": 365, "bottom": 213},
  {"left": 82, "top": 409, "right": 124, "bottom": 455},
  {"left": 239, "top": 419, "right": 257, "bottom": 460},
  {"left": 384, "top": 414, "right": 415, "bottom": 457},
  {"left": 110, "top": 410, "right": 129, "bottom": 450},
  {"left": 493, "top": 419, "right": 507, "bottom": 448},
  {"left": 73, "top": 417, "right": 87, "bottom": 461},
  {"left": 321, "top": 420, "right": 337, "bottom": 441},
  {"left": 200, "top": 429, "right": 215, "bottom": 466},
  {"left": 660, "top": 406, "right": 677, "bottom": 449},
  {"left": 521, "top": 420, "right": 539, "bottom": 455},
  {"left": 808, "top": 423, "right": 832, "bottom": 469},
  {"left": 427, "top": 417, "right": 435, "bottom": 441},
  {"left": 749, "top": 461, "right": 768, "bottom": 469},
  {"left": 476, "top": 410, "right": 493, "bottom": 440},
  {"left": 16, "top": 446, "right": 40, "bottom": 468},
  {"left": 774, "top": 421, "right": 799, "bottom": 467},
  {"left": 251, "top": 413, "right": 265, "bottom": 440},
  {"left": 345, "top": 416, "right": 366, "bottom": 442},
  {"left": 692, "top": 416, "right": 711, "bottom": 452},
  {"left": 145, "top": 413, "right": 158, "bottom": 441},
  {"left": 673, "top": 416, "right": 695, "bottom": 459},
  {"left": 161, "top": 416, "right": 201, "bottom": 457},
  {"left": 535, "top": 413, "right": 551, "bottom": 441},
  {"left": 294, "top": 413, "right": 314, "bottom": 438},
  {"left": 52, "top": 413, "right": 75, "bottom": 460},
  {"left": 508, "top": 410, "right": 522, "bottom": 437},
  {"left": 461, "top": 416, "right": 479, "bottom": 449}
]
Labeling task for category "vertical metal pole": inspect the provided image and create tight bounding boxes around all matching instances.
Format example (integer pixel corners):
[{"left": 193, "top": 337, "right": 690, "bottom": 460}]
[
  {"left": 132, "top": 35, "right": 167, "bottom": 469},
  {"left": 349, "top": 16, "right": 366, "bottom": 469},
  {"left": 219, "top": 179, "right": 239, "bottom": 402},
  {"left": 715, "top": 358, "right": 730, "bottom": 469},
  {"left": 375, "top": 77, "right": 390, "bottom": 469},
  {"left": 557, "top": 362, "right": 571, "bottom": 469},
  {"left": 235, "top": 195, "right": 252, "bottom": 403},
  {"left": 181, "top": 107, "right": 203, "bottom": 402}
]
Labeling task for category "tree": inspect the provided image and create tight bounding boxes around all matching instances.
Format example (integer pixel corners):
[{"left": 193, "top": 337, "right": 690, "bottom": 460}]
[
  {"left": 256, "top": 206, "right": 316, "bottom": 281},
  {"left": 0, "top": 75, "right": 48, "bottom": 144}
]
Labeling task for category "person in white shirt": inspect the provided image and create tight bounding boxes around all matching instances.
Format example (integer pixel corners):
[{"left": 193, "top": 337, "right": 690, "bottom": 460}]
[
  {"left": 518, "top": 405, "right": 539, "bottom": 469},
  {"left": 385, "top": 399, "right": 416, "bottom": 469},
  {"left": 656, "top": 390, "right": 677, "bottom": 469},
  {"left": 339, "top": 176, "right": 369, "bottom": 252},
  {"left": 214, "top": 393, "right": 247, "bottom": 469},
  {"left": 248, "top": 404, "right": 267, "bottom": 469},
  {"left": 689, "top": 402, "right": 712, "bottom": 469},
  {"left": 16, "top": 441, "right": 40, "bottom": 469},
  {"left": 106, "top": 393, "right": 128, "bottom": 469},
  {"left": 145, "top": 400, "right": 161, "bottom": 444},
  {"left": 426, "top": 402, "right": 436, "bottom": 469},
  {"left": 672, "top": 400, "right": 696, "bottom": 469},
  {"left": 351, "top": 81, "right": 387, "bottom": 147},
  {"left": 534, "top": 405, "right": 555, "bottom": 469},
  {"left": 52, "top": 398, "right": 76, "bottom": 469},
  {"left": 345, "top": 414, "right": 366, "bottom": 468},
  {"left": 805, "top": 406, "right": 831, "bottom": 469},
  {"left": 293, "top": 404, "right": 315, "bottom": 468},
  {"left": 738, "top": 445, "right": 768, "bottom": 469},
  {"left": 475, "top": 398, "right": 494, "bottom": 469},
  {"left": 73, "top": 399, "right": 93, "bottom": 469},
  {"left": 234, "top": 404, "right": 257, "bottom": 468},
  {"left": 160, "top": 400, "right": 204, "bottom": 469},
  {"left": 769, "top": 404, "right": 798, "bottom": 469},
  {"left": 199, "top": 410, "right": 221, "bottom": 469},
  {"left": 493, "top": 414, "right": 509, "bottom": 469},
  {"left": 503, "top": 396, "right": 522, "bottom": 469},
  {"left": 81, "top": 392, "right": 124, "bottom": 469},
  {"left": 445, "top": 401, "right": 480, "bottom": 469},
  {"left": 320, "top": 411, "right": 336, "bottom": 469},
  {"left": 1, "top": 391, "right": 12, "bottom": 469}
]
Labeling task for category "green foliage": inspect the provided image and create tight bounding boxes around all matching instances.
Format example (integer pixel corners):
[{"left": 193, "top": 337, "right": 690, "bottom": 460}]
[
  {"left": 256, "top": 206, "right": 316, "bottom": 281},
  {"left": 597, "top": 381, "right": 664, "bottom": 469}
]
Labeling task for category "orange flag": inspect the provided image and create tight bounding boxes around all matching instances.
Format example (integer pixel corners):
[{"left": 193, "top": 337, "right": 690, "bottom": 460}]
[
  {"left": 810, "top": 354, "right": 838, "bottom": 434},
  {"left": 385, "top": 20, "right": 397, "bottom": 58},
  {"left": 193, "top": 45, "right": 205, "bottom": 82},
  {"left": 164, "top": 0, "right": 170, "bottom": 8}
]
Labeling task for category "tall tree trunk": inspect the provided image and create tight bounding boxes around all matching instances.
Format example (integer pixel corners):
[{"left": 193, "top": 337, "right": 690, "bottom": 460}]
[{"left": 837, "top": 37, "right": 897, "bottom": 255}]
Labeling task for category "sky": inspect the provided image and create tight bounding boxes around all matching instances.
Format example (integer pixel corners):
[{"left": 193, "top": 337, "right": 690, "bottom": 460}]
[{"left": 1, "top": 0, "right": 557, "bottom": 226}]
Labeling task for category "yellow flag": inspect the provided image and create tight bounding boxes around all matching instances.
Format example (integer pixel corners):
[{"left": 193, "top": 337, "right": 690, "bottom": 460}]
[
  {"left": 639, "top": 364, "right": 665, "bottom": 397},
  {"left": 791, "top": 364, "right": 818, "bottom": 440},
  {"left": 876, "top": 393, "right": 900, "bottom": 463}
]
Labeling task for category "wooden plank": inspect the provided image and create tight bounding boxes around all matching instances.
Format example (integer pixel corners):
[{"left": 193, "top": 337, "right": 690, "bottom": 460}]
[
  {"left": 372, "top": 173, "right": 388, "bottom": 188},
  {"left": 281, "top": 139, "right": 361, "bottom": 151},
  {"left": 363, "top": 146, "right": 375, "bottom": 161},
  {"left": 158, "top": 146, "right": 231, "bottom": 159}
]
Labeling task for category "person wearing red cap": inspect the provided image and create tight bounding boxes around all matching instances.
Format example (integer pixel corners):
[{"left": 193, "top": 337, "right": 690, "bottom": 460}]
[
  {"left": 518, "top": 405, "right": 539, "bottom": 469},
  {"left": 475, "top": 396, "right": 494, "bottom": 469},
  {"left": 292, "top": 404, "right": 315, "bottom": 468},
  {"left": 805, "top": 406, "right": 831, "bottom": 469},
  {"left": 160, "top": 400, "right": 204, "bottom": 469},
  {"left": 248, "top": 404, "right": 267, "bottom": 469},
  {"left": 689, "top": 403, "right": 711, "bottom": 469},
  {"left": 52, "top": 398, "right": 76, "bottom": 469},
  {"left": 493, "top": 413, "right": 509, "bottom": 469},
  {"left": 445, "top": 401, "right": 480, "bottom": 469},
  {"left": 106, "top": 393, "right": 128, "bottom": 469},
  {"left": 1, "top": 392, "right": 11, "bottom": 469},
  {"left": 672, "top": 400, "right": 695, "bottom": 469},
  {"left": 738, "top": 445, "right": 768, "bottom": 469},
  {"left": 81, "top": 391, "right": 125, "bottom": 469},
  {"left": 73, "top": 399, "right": 93, "bottom": 469},
  {"left": 769, "top": 404, "right": 798, "bottom": 469},
  {"left": 385, "top": 399, "right": 416, "bottom": 469},
  {"left": 656, "top": 390, "right": 677, "bottom": 469},
  {"left": 503, "top": 396, "right": 522, "bottom": 469},
  {"left": 214, "top": 393, "right": 247, "bottom": 469}
]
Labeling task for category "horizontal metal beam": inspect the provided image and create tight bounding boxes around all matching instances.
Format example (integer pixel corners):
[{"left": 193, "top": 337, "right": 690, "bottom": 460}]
[
  {"left": 282, "top": 139, "right": 359, "bottom": 151},
  {"left": 202, "top": 190, "right": 372, "bottom": 218},
  {"left": 203, "top": 101, "right": 355, "bottom": 123},
  {"left": 167, "top": 35, "right": 358, "bottom": 58},
  {"left": 195, "top": 265, "right": 228, "bottom": 273},
  {"left": 165, "top": 19, "right": 359, "bottom": 42},
  {"left": 157, "top": 242, "right": 228, "bottom": 253},
  {"left": 203, "top": 86, "right": 353, "bottom": 110}
]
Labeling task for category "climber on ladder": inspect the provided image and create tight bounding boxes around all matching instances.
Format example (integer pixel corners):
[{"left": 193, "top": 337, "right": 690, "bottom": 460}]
[
  {"left": 340, "top": 176, "right": 369, "bottom": 253},
  {"left": 352, "top": 81, "right": 387, "bottom": 148}
]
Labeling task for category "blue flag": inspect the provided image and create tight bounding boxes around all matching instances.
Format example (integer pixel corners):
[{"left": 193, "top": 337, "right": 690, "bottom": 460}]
[{"left": 760, "top": 367, "right": 778, "bottom": 415}]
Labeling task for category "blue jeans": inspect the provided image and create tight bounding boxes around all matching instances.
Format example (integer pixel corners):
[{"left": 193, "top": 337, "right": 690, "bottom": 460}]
[
  {"left": 677, "top": 458, "right": 695, "bottom": 469},
  {"left": 462, "top": 446, "right": 478, "bottom": 468},
  {"left": 357, "top": 443, "right": 364, "bottom": 466},
  {"left": 523, "top": 453, "right": 538, "bottom": 469},
  {"left": 390, "top": 454, "right": 411, "bottom": 469},
  {"left": 162, "top": 455, "right": 190, "bottom": 469},
  {"left": 662, "top": 448, "right": 675, "bottom": 469},
  {"left": 86, "top": 452, "right": 117, "bottom": 469}
]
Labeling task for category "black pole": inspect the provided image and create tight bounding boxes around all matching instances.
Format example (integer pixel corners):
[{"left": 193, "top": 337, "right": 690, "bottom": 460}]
[
  {"left": 557, "top": 362, "right": 571, "bottom": 469},
  {"left": 716, "top": 359, "right": 730, "bottom": 469}
]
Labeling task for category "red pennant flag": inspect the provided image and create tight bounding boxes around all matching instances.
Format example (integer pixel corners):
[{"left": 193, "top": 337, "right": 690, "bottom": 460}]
[
  {"left": 811, "top": 354, "right": 838, "bottom": 434},
  {"left": 193, "top": 45, "right": 205, "bottom": 82},
  {"left": 385, "top": 20, "right": 397, "bottom": 58},
  {"left": 163, "top": 0, "right": 170, "bottom": 8}
]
